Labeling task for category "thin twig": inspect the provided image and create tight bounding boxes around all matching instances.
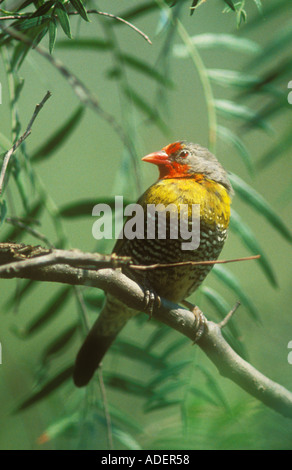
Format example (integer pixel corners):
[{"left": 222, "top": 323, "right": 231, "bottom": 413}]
[
  {"left": 0, "top": 91, "right": 52, "bottom": 195},
  {"left": 0, "top": 9, "right": 152, "bottom": 44},
  {"left": 218, "top": 301, "right": 241, "bottom": 329},
  {"left": 75, "top": 10, "right": 152, "bottom": 45},
  {"left": 130, "top": 254, "right": 261, "bottom": 271}
]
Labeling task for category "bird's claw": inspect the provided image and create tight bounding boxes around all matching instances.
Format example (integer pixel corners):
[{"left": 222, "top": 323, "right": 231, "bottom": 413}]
[
  {"left": 182, "top": 300, "right": 206, "bottom": 342},
  {"left": 144, "top": 288, "right": 161, "bottom": 320},
  {"left": 191, "top": 306, "right": 206, "bottom": 342}
]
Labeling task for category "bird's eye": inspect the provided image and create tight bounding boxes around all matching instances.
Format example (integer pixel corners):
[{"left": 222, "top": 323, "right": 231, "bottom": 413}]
[{"left": 180, "top": 150, "right": 188, "bottom": 158}]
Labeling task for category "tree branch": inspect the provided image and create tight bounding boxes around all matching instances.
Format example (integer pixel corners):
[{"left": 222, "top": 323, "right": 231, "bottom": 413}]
[
  {"left": 0, "top": 242, "right": 292, "bottom": 418},
  {"left": 0, "top": 243, "right": 131, "bottom": 275}
]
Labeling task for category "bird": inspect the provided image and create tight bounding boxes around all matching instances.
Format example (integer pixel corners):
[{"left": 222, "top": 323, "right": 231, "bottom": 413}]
[{"left": 73, "top": 141, "right": 233, "bottom": 387}]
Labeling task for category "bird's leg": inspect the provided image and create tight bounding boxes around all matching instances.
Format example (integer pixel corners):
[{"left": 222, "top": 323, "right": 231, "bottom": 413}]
[
  {"left": 182, "top": 300, "right": 207, "bottom": 342},
  {"left": 142, "top": 281, "right": 161, "bottom": 320}
]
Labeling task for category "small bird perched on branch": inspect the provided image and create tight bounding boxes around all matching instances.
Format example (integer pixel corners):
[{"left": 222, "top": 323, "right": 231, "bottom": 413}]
[{"left": 73, "top": 141, "right": 233, "bottom": 387}]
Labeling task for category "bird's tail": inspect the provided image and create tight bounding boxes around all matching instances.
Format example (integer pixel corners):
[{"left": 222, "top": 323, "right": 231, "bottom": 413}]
[{"left": 73, "top": 295, "right": 135, "bottom": 387}]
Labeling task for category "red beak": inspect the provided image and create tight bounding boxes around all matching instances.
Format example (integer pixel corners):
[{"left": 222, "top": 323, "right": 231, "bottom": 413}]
[{"left": 142, "top": 150, "right": 169, "bottom": 165}]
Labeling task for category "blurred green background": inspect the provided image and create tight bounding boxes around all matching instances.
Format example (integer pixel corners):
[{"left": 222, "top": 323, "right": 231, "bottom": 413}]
[{"left": 0, "top": 0, "right": 291, "bottom": 450}]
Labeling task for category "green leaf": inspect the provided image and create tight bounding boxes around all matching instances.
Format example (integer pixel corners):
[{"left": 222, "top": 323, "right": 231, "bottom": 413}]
[
  {"left": 18, "top": 286, "right": 71, "bottom": 336},
  {"left": 14, "top": 365, "right": 74, "bottom": 412},
  {"left": 249, "top": 93, "right": 290, "bottom": 128},
  {"left": 58, "top": 197, "right": 131, "bottom": 218},
  {"left": 202, "top": 285, "right": 231, "bottom": 316},
  {"left": 112, "top": 428, "right": 142, "bottom": 450},
  {"left": 31, "top": 0, "right": 54, "bottom": 17},
  {"left": 236, "top": 6, "right": 247, "bottom": 27},
  {"left": 145, "top": 324, "right": 173, "bottom": 351},
  {"left": 40, "top": 324, "right": 78, "bottom": 365},
  {"left": 5, "top": 279, "right": 37, "bottom": 310},
  {"left": 253, "top": 0, "right": 263, "bottom": 13},
  {"left": 12, "top": 16, "right": 45, "bottom": 31},
  {"left": 207, "top": 69, "right": 260, "bottom": 89},
  {"left": 146, "top": 381, "right": 186, "bottom": 410},
  {"left": 217, "top": 125, "right": 254, "bottom": 175},
  {"left": 118, "top": 2, "right": 158, "bottom": 22},
  {"left": 69, "top": 0, "right": 89, "bottom": 22},
  {"left": 250, "top": 25, "right": 292, "bottom": 69},
  {"left": 173, "top": 34, "right": 261, "bottom": 57},
  {"left": 1, "top": 199, "right": 43, "bottom": 241},
  {"left": 38, "top": 413, "right": 79, "bottom": 444},
  {"left": 252, "top": 60, "right": 292, "bottom": 93},
  {"left": 33, "top": 0, "right": 43, "bottom": 7},
  {"left": 189, "top": 386, "right": 220, "bottom": 407},
  {"left": 0, "top": 133, "right": 12, "bottom": 151},
  {"left": 12, "top": 75, "right": 25, "bottom": 104},
  {"left": 103, "top": 372, "right": 151, "bottom": 397},
  {"left": 117, "top": 53, "right": 174, "bottom": 87},
  {"left": 96, "top": 402, "right": 143, "bottom": 433},
  {"left": 144, "top": 398, "right": 182, "bottom": 412},
  {"left": 49, "top": 17, "right": 57, "bottom": 54},
  {"left": 212, "top": 265, "right": 260, "bottom": 322},
  {"left": 112, "top": 340, "right": 166, "bottom": 369},
  {"left": 229, "top": 173, "right": 292, "bottom": 242},
  {"left": 56, "top": 38, "right": 113, "bottom": 50},
  {"left": 33, "top": 21, "right": 50, "bottom": 48},
  {"left": 83, "top": 291, "right": 105, "bottom": 310},
  {"left": 197, "top": 364, "right": 230, "bottom": 410},
  {"left": 223, "top": 0, "right": 236, "bottom": 11},
  {"left": 55, "top": 1, "right": 72, "bottom": 39},
  {"left": 243, "top": 0, "right": 291, "bottom": 32},
  {"left": 15, "top": 0, "right": 36, "bottom": 11},
  {"left": 0, "top": 199, "right": 7, "bottom": 228},
  {"left": 258, "top": 126, "right": 292, "bottom": 168},
  {"left": 190, "top": 0, "right": 199, "bottom": 16},
  {"left": 10, "top": 20, "right": 49, "bottom": 69},
  {"left": 123, "top": 86, "right": 170, "bottom": 135},
  {"left": 14, "top": 169, "right": 30, "bottom": 213},
  {"left": 31, "top": 106, "right": 85, "bottom": 162},
  {"left": 148, "top": 360, "right": 192, "bottom": 388},
  {"left": 229, "top": 209, "right": 278, "bottom": 287},
  {"left": 160, "top": 337, "right": 189, "bottom": 360},
  {"left": 215, "top": 99, "right": 271, "bottom": 132},
  {"left": 201, "top": 286, "right": 239, "bottom": 331},
  {"left": 11, "top": 41, "right": 31, "bottom": 71}
]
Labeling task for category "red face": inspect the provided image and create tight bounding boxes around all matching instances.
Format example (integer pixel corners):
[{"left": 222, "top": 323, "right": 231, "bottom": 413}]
[{"left": 142, "top": 142, "right": 192, "bottom": 179}]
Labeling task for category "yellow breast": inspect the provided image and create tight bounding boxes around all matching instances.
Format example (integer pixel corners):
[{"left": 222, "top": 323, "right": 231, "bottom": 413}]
[{"left": 139, "top": 177, "right": 231, "bottom": 230}]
